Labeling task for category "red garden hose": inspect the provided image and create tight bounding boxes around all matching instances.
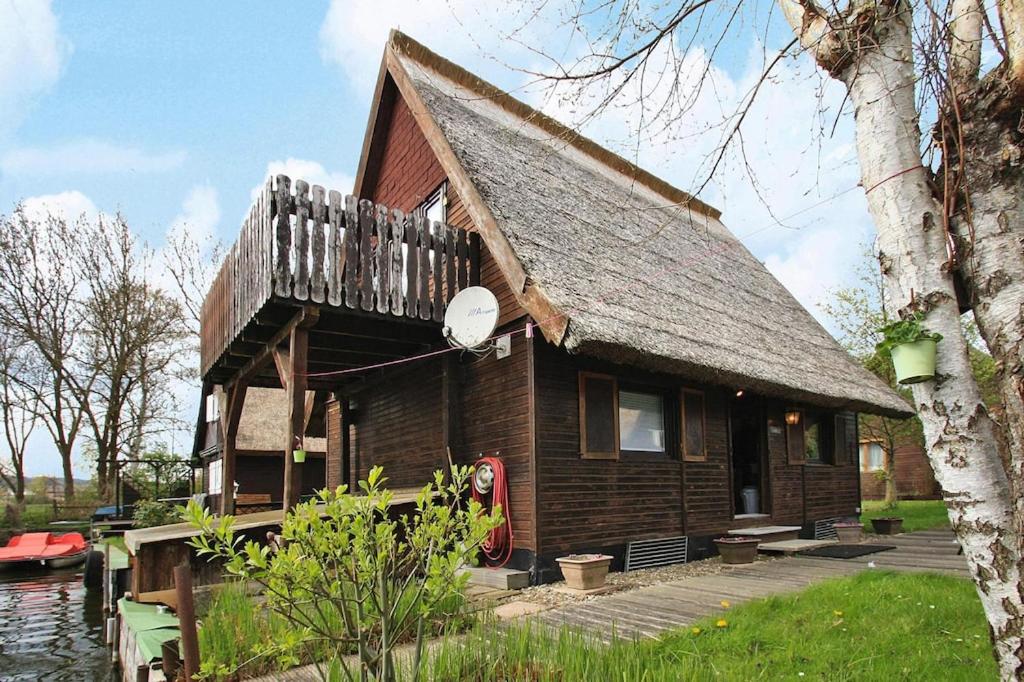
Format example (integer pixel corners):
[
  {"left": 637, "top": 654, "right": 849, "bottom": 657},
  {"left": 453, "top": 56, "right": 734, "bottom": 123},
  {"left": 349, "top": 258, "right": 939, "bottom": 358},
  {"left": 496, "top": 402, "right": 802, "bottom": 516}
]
[{"left": 470, "top": 456, "right": 514, "bottom": 567}]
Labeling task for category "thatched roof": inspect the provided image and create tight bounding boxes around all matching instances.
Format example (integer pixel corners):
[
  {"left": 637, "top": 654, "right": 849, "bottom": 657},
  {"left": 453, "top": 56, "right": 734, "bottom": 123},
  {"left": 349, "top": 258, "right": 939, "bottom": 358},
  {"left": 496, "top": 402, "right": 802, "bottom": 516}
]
[
  {"left": 371, "top": 32, "right": 911, "bottom": 417},
  {"left": 195, "top": 387, "right": 327, "bottom": 456}
]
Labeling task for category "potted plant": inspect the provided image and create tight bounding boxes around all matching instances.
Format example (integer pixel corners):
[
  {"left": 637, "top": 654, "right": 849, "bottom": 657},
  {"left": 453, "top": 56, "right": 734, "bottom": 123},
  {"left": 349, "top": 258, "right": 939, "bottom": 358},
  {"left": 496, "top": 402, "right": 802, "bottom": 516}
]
[
  {"left": 713, "top": 537, "right": 760, "bottom": 564},
  {"left": 833, "top": 521, "right": 864, "bottom": 543},
  {"left": 293, "top": 448, "right": 307, "bottom": 463},
  {"left": 555, "top": 554, "right": 613, "bottom": 590},
  {"left": 871, "top": 517, "right": 904, "bottom": 535},
  {"left": 876, "top": 312, "right": 943, "bottom": 384}
]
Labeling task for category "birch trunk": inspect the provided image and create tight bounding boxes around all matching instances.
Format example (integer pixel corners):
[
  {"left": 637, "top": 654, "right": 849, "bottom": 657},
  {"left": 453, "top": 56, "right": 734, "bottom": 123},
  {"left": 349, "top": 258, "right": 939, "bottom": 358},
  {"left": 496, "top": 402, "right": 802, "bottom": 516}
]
[{"left": 780, "top": 1, "right": 1024, "bottom": 676}]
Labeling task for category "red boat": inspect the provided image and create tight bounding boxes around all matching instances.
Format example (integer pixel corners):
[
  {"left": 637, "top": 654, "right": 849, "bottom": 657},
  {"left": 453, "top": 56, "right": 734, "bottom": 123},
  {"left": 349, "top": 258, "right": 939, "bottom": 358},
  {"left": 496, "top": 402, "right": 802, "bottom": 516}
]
[{"left": 0, "top": 532, "right": 90, "bottom": 569}]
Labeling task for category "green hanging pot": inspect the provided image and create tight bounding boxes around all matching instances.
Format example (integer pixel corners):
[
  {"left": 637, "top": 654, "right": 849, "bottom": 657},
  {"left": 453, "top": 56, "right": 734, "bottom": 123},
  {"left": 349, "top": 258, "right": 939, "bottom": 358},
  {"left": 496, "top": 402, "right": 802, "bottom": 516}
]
[
  {"left": 891, "top": 339, "right": 937, "bottom": 384},
  {"left": 292, "top": 449, "right": 307, "bottom": 463}
]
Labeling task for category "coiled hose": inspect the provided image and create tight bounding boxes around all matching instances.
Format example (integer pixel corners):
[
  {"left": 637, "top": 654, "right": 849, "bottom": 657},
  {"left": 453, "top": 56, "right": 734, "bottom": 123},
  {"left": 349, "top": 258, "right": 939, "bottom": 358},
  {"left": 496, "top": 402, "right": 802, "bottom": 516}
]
[{"left": 470, "top": 456, "right": 514, "bottom": 567}]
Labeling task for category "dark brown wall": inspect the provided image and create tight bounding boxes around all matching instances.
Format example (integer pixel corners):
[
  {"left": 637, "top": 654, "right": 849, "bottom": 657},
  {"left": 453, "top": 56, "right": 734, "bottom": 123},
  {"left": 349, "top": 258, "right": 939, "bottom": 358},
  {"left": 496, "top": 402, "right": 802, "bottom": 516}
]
[
  {"left": 767, "top": 407, "right": 805, "bottom": 525},
  {"left": 680, "top": 391, "right": 731, "bottom": 534},
  {"left": 533, "top": 341, "right": 685, "bottom": 556},
  {"left": 452, "top": 329, "right": 535, "bottom": 551},
  {"left": 235, "top": 453, "right": 325, "bottom": 500},
  {"left": 350, "top": 358, "right": 445, "bottom": 489},
  {"left": 861, "top": 443, "right": 940, "bottom": 500}
]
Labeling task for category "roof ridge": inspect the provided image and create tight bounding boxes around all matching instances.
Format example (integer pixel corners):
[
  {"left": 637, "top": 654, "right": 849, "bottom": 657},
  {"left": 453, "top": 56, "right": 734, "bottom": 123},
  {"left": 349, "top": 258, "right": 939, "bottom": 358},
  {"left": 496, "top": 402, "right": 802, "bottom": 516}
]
[{"left": 387, "top": 29, "right": 722, "bottom": 221}]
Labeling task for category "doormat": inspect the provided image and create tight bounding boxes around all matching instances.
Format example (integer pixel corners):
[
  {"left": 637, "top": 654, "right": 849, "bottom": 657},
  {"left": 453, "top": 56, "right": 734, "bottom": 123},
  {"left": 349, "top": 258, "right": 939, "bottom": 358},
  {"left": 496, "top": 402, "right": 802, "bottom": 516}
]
[{"left": 798, "top": 544, "right": 897, "bottom": 559}]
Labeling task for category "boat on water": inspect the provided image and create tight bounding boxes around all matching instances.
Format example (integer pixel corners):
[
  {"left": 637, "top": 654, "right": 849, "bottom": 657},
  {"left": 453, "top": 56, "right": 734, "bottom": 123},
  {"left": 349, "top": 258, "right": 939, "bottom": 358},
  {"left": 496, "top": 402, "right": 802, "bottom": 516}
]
[{"left": 0, "top": 532, "right": 90, "bottom": 569}]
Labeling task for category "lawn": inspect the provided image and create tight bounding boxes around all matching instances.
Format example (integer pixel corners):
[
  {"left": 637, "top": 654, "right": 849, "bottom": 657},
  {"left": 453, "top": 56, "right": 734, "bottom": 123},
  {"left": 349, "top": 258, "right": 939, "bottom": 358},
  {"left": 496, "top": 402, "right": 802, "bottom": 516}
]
[
  {"left": 862, "top": 499, "right": 951, "bottom": 532},
  {"left": 421, "top": 571, "right": 995, "bottom": 681}
]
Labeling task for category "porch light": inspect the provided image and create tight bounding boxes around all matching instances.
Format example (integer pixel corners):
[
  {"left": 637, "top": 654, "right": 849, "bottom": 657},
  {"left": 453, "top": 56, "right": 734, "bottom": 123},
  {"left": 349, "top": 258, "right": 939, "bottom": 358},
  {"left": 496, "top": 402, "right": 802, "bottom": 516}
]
[
  {"left": 785, "top": 411, "right": 801, "bottom": 426},
  {"left": 735, "top": 389, "right": 744, "bottom": 398}
]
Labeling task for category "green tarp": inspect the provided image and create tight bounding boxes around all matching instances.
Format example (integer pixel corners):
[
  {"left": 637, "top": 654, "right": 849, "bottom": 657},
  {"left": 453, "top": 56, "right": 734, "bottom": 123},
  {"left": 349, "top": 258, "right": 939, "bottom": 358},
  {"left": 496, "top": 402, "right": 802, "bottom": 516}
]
[{"left": 118, "top": 597, "right": 180, "bottom": 662}]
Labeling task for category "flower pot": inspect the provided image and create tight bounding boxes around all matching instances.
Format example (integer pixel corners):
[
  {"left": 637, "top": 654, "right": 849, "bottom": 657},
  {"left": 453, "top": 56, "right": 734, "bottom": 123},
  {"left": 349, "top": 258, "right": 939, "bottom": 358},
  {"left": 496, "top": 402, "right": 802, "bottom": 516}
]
[
  {"left": 834, "top": 523, "right": 863, "bottom": 543},
  {"left": 891, "top": 339, "right": 937, "bottom": 384},
  {"left": 292, "top": 449, "right": 307, "bottom": 463},
  {"left": 871, "top": 517, "right": 904, "bottom": 535},
  {"left": 714, "top": 538, "right": 760, "bottom": 564},
  {"left": 556, "top": 554, "right": 613, "bottom": 590}
]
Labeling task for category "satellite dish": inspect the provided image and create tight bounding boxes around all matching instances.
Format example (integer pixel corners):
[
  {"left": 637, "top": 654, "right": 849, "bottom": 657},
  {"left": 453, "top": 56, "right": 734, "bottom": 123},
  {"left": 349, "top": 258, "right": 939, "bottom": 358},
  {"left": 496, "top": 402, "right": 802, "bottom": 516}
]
[{"left": 443, "top": 286, "right": 499, "bottom": 349}]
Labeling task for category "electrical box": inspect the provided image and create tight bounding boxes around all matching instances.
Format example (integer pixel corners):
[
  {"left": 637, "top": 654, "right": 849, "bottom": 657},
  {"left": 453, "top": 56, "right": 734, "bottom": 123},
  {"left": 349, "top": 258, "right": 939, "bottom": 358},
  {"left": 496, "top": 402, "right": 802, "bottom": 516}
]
[{"left": 496, "top": 334, "right": 511, "bottom": 359}]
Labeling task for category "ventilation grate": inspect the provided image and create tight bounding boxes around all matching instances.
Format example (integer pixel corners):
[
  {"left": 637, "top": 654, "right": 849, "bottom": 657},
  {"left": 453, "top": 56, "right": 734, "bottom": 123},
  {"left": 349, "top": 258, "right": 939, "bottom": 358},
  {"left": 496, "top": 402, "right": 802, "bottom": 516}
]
[
  {"left": 815, "top": 518, "right": 839, "bottom": 540},
  {"left": 625, "top": 536, "right": 688, "bottom": 571}
]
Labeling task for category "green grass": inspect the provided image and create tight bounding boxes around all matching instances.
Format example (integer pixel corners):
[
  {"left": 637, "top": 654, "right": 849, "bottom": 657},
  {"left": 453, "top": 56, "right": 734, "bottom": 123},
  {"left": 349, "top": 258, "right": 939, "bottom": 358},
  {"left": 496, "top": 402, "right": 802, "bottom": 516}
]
[
  {"left": 862, "top": 499, "right": 950, "bottom": 532},
  {"left": 420, "top": 571, "right": 995, "bottom": 681}
]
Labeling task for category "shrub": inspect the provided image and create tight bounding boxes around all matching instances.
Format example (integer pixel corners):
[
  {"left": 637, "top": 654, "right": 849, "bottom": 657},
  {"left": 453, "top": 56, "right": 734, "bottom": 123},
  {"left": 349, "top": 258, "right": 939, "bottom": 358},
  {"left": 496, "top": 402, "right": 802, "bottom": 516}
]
[
  {"left": 187, "top": 465, "right": 502, "bottom": 681},
  {"left": 132, "top": 499, "right": 178, "bottom": 528}
]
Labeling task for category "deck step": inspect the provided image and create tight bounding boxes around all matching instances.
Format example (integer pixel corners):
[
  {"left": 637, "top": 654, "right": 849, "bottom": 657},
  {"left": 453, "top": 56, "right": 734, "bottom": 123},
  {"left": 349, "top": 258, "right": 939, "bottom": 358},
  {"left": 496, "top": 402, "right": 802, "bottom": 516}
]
[
  {"left": 728, "top": 525, "right": 801, "bottom": 542},
  {"left": 757, "top": 539, "right": 836, "bottom": 555},
  {"left": 458, "top": 566, "right": 530, "bottom": 590}
]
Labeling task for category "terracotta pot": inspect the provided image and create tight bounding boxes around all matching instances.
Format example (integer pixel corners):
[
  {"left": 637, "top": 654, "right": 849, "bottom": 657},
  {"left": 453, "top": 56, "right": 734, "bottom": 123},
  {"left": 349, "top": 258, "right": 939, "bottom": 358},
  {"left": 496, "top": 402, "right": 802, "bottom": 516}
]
[
  {"left": 834, "top": 523, "right": 864, "bottom": 543},
  {"left": 871, "top": 517, "right": 904, "bottom": 535},
  {"left": 556, "top": 554, "right": 613, "bottom": 590},
  {"left": 714, "top": 538, "right": 760, "bottom": 564}
]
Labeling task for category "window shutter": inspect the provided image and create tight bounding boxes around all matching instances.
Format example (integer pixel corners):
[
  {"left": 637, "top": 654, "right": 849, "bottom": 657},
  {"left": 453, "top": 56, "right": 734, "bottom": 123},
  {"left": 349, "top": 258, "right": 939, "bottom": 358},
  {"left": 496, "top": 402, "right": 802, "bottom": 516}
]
[
  {"left": 681, "top": 390, "right": 707, "bottom": 461},
  {"left": 835, "top": 413, "right": 857, "bottom": 465},
  {"left": 579, "top": 372, "right": 618, "bottom": 459},
  {"left": 787, "top": 413, "right": 806, "bottom": 465}
]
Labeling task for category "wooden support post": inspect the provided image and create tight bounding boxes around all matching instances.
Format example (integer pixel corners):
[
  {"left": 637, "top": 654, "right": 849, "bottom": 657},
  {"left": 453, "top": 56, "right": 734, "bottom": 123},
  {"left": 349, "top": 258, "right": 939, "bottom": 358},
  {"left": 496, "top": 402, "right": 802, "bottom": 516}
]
[
  {"left": 342, "top": 399, "right": 353, "bottom": 489},
  {"left": 282, "top": 324, "right": 309, "bottom": 510},
  {"left": 173, "top": 564, "right": 200, "bottom": 681},
  {"left": 219, "top": 382, "right": 248, "bottom": 516},
  {"left": 441, "top": 355, "right": 458, "bottom": 480}
]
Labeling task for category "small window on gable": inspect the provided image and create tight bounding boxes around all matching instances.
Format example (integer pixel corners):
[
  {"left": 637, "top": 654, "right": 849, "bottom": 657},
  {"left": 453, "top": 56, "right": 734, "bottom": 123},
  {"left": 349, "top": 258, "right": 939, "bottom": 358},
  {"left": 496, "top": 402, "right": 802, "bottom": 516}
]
[
  {"left": 619, "top": 390, "right": 666, "bottom": 454},
  {"left": 681, "top": 389, "right": 706, "bottom": 461},
  {"left": 579, "top": 372, "right": 618, "bottom": 459},
  {"left": 861, "top": 442, "right": 886, "bottom": 471}
]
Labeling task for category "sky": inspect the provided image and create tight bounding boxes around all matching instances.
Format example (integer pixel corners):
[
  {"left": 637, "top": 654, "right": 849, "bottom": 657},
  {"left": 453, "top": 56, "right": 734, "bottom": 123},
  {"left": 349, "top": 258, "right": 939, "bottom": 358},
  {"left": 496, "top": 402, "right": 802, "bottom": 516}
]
[{"left": 0, "top": 1, "right": 877, "bottom": 478}]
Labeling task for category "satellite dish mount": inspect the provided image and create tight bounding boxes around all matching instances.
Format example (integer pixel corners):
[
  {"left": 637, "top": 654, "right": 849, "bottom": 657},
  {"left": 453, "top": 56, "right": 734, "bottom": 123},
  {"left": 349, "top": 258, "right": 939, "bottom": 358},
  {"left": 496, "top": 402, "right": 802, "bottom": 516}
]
[{"left": 443, "top": 286, "right": 500, "bottom": 355}]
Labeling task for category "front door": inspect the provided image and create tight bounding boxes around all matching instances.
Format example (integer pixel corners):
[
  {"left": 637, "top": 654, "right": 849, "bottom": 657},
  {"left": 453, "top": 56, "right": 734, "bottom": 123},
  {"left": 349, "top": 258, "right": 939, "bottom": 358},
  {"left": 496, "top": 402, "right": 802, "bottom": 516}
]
[{"left": 730, "top": 398, "right": 769, "bottom": 517}]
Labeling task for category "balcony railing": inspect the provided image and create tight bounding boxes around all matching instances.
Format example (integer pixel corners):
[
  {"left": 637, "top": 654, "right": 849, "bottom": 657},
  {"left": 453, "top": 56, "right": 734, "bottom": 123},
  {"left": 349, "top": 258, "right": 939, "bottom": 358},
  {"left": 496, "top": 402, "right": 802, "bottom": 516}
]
[{"left": 200, "top": 174, "right": 480, "bottom": 377}]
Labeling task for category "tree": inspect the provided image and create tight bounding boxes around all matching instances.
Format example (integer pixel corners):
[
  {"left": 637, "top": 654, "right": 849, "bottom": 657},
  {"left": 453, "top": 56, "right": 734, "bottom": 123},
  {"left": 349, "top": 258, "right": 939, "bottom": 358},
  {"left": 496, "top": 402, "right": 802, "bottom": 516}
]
[
  {"left": 0, "top": 332, "right": 42, "bottom": 504},
  {"left": 0, "top": 207, "right": 192, "bottom": 501},
  {"left": 510, "top": 1, "right": 1024, "bottom": 673}
]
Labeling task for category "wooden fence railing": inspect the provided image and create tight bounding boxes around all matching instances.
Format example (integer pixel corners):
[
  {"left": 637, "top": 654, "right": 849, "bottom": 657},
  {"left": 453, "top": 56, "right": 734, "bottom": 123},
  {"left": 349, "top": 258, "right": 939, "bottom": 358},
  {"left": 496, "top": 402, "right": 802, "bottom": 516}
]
[{"left": 200, "top": 174, "right": 480, "bottom": 376}]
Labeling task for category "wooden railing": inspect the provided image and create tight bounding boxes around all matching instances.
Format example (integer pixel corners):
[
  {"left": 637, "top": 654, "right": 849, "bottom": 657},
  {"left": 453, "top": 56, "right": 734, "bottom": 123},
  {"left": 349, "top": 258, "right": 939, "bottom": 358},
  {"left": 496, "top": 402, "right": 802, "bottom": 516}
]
[{"left": 200, "top": 174, "right": 480, "bottom": 377}]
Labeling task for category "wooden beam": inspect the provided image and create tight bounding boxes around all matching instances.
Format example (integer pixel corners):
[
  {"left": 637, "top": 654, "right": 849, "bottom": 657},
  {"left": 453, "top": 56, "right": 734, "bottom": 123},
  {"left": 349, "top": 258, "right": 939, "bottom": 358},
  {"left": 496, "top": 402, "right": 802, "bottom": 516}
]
[
  {"left": 227, "top": 306, "right": 319, "bottom": 389},
  {"left": 219, "top": 382, "right": 248, "bottom": 516},
  {"left": 441, "top": 354, "right": 457, "bottom": 481},
  {"left": 272, "top": 345, "right": 291, "bottom": 388},
  {"left": 282, "top": 325, "right": 309, "bottom": 510}
]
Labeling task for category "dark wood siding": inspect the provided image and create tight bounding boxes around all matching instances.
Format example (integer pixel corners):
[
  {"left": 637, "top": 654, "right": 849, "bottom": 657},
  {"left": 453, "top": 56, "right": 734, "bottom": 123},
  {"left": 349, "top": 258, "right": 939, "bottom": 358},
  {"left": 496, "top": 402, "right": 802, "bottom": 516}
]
[
  {"left": 534, "top": 341, "right": 685, "bottom": 555},
  {"left": 326, "top": 400, "right": 343, "bottom": 489},
  {"left": 452, "top": 330, "right": 535, "bottom": 551},
  {"left": 767, "top": 406, "right": 805, "bottom": 524},
  {"left": 350, "top": 358, "right": 445, "bottom": 489},
  {"left": 680, "top": 391, "right": 731, "bottom": 534}
]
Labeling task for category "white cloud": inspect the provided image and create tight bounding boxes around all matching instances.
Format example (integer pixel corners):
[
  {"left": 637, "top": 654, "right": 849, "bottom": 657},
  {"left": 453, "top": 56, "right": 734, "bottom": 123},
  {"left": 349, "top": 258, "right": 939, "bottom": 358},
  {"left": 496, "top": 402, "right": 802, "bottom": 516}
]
[
  {"left": 1, "top": 138, "right": 187, "bottom": 177},
  {"left": 20, "top": 189, "right": 98, "bottom": 222},
  {"left": 251, "top": 158, "right": 354, "bottom": 201},
  {"left": 0, "top": 0, "right": 70, "bottom": 139},
  {"left": 168, "top": 184, "right": 220, "bottom": 245}
]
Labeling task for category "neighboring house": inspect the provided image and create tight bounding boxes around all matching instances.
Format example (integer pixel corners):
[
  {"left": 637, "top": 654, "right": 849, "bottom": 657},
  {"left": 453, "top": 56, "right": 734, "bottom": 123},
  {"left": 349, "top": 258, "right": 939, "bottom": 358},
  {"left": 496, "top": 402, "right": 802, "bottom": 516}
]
[
  {"left": 194, "top": 386, "right": 327, "bottom": 511},
  {"left": 859, "top": 438, "right": 940, "bottom": 501},
  {"left": 194, "top": 31, "right": 909, "bottom": 583}
]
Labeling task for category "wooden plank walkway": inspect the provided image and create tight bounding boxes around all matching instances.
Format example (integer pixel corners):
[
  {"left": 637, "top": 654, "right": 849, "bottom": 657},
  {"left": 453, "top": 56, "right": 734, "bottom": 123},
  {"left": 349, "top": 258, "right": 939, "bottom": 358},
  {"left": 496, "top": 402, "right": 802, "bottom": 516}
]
[{"left": 536, "top": 529, "right": 967, "bottom": 642}]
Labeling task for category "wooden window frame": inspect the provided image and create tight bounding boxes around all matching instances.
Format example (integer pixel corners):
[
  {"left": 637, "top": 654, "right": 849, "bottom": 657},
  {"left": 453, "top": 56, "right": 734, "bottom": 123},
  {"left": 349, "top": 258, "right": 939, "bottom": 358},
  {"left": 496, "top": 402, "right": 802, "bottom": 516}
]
[
  {"left": 579, "top": 371, "right": 620, "bottom": 460},
  {"left": 860, "top": 440, "right": 886, "bottom": 473},
  {"left": 680, "top": 388, "right": 707, "bottom": 462}
]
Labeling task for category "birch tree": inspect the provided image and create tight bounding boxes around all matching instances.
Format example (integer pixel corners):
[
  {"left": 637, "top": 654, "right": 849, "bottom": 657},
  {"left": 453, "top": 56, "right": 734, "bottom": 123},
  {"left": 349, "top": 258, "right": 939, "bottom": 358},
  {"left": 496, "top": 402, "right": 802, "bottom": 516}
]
[{"left": 512, "top": 0, "right": 1024, "bottom": 675}]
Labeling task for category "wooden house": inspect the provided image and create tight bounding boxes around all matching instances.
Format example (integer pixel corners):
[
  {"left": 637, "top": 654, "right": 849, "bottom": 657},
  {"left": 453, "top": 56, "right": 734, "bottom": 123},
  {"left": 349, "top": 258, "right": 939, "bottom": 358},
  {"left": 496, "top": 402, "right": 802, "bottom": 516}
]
[{"left": 195, "top": 31, "right": 910, "bottom": 584}]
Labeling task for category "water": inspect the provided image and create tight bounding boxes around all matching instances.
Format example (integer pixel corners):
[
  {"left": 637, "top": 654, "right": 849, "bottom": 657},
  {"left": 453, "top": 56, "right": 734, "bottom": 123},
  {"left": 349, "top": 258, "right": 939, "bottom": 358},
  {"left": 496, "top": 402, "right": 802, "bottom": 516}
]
[{"left": 0, "top": 565, "right": 117, "bottom": 681}]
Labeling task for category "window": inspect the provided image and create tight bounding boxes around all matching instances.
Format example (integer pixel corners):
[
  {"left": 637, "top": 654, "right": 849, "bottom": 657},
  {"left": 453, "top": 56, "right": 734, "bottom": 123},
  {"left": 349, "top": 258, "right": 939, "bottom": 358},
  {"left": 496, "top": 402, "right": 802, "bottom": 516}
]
[
  {"left": 861, "top": 442, "right": 886, "bottom": 471},
  {"left": 579, "top": 372, "right": 619, "bottom": 459},
  {"left": 619, "top": 391, "right": 665, "bottom": 453},
  {"left": 420, "top": 185, "right": 446, "bottom": 224},
  {"left": 786, "top": 409, "right": 838, "bottom": 465},
  {"left": 804, "top": 413, "right": 822, "bottom": 462},
  {"left": 681, "top": 389, "right": 706, "bottom": 461},
  {"left": 208, "top": 458, "right": 223, "bottom": 495}
]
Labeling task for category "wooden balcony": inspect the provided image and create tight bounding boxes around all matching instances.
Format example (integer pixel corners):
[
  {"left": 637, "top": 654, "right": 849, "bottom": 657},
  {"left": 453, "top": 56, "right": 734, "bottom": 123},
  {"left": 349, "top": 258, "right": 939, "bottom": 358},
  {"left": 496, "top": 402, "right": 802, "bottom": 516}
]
[{"left": 199, "top": 174, "right": 480, "bottom": 388}]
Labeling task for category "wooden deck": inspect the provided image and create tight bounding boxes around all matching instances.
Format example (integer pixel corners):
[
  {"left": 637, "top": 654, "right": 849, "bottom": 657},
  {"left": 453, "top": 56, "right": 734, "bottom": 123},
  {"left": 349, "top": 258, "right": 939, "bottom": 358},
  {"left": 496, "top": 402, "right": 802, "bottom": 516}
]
[{"left": 537, "top": 529, "right": 967, "bottom": 642}]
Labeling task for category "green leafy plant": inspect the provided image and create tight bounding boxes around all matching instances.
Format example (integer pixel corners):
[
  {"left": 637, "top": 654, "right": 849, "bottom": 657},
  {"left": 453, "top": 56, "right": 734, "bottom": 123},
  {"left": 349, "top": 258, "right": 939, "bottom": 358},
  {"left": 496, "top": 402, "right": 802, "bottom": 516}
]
[
  {"left": 875, "top": 312, "right": 943, "bottom": 354},
  {"left": 186, "top": 465, "right": 502, "bottom": 682},
  {"left": 132, "top": 499, "right": 178, "bottom": 528}
]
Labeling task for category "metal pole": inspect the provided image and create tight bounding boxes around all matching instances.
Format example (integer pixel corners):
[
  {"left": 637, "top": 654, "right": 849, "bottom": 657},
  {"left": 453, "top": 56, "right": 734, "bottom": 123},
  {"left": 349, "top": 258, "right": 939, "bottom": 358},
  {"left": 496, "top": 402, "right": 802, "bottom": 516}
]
[{"left": 173, "top": 563, "right": 200, "bottom": 680}]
